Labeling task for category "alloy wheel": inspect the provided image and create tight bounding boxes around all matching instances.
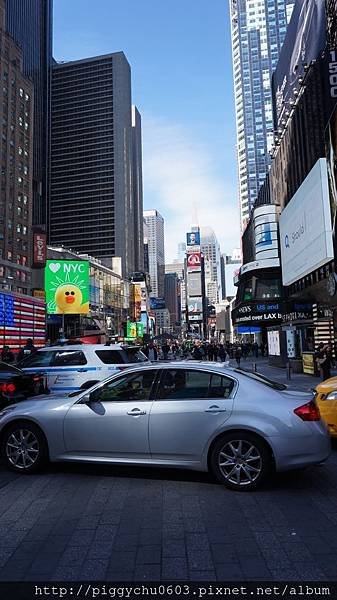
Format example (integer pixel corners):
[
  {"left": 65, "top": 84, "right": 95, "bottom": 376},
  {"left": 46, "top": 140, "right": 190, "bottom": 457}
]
[
  {"left": 6, "top": 428, "right": 40, "bottom": 470},
  {"left": 218, "top": 439, "right": 262, "bottom": 486}
]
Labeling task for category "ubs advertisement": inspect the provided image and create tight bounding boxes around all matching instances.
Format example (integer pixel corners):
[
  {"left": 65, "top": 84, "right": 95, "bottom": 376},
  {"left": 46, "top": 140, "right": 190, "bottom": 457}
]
[
  {"left": 232, "top": 302, "right": 283, "bottom": 325},
  {"left": 272, "top": 0, "right": 326, "bottom": 130},
  {"left": 279, "top": 159, "right": 334, "bottom": 286}
]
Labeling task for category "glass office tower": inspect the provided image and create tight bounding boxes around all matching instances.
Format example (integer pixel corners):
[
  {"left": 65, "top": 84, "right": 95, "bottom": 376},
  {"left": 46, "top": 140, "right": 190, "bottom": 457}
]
[
  {"left": 229, "top": 0, "right": 294, "bottom": 228},
  {"left": 6, "top": 0, "right": 53, "bottom": 228}
]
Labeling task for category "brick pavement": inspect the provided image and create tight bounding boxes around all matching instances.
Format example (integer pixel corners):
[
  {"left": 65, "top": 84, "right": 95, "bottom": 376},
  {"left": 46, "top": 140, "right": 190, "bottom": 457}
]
[{"left": 0, "top": 444, "right": 336, "bottom": 582}]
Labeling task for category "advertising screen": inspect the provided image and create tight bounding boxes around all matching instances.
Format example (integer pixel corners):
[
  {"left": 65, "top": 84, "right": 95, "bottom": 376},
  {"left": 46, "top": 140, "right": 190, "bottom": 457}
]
[
  {"left": 272, "top": 0, "right": 326, "bottom": 130},
  {"left": 149, "top": 297, "right": 166, "bottom": 310},
  {"left": 268, "top": 330, "right": 281, "bottom": 357},
  {"left": 186, "top": 231, "right": 200, "bottom": 247},
  {"left": 45, "top": 260, "right": 90, "bottom": 314},
  {"left": 279, "top": 159, "right": 334, "bottom": 286},
  {"left": 187, "top": 252, "right": 201, "bottom": 270},
  {"left": 187, "top": 272, "right": 202, "bottom": 297},
  {"left": 188, "top": 298, "right": 203, "bottom": 314}
]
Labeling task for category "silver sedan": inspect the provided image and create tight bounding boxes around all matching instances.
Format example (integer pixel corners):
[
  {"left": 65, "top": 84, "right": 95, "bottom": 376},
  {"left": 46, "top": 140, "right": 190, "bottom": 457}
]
[{"left": 0, "top": 363, "right": 331, "bottom": 491}]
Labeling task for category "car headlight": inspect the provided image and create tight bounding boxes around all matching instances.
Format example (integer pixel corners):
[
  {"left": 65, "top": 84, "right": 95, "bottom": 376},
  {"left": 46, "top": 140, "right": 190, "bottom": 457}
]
[
  {"left": 324, "top": 391, "right": 337, "bottom": 401},
  {"left": 0, "top": 407, "right": 16, "bottom": 419}
]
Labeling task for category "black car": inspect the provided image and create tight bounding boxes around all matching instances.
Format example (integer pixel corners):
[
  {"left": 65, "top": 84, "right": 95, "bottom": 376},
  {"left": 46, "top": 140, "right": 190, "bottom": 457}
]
[{"left": 0, "top": 362, "right": 47, "bottom": 410}]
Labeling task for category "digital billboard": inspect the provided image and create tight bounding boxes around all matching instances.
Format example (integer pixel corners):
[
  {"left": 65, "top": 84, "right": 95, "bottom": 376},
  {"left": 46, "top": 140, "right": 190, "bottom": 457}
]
[
  {"left": 187, "top": 272, "right": 202, "bottom": 297},
  {"left": 187, "top": 252, "right": 201, "bottom": 270},
  {"left": 149, "top": 297, "right": 166, "bottom": 310},
  {"left": 45, "top": 260, "right": 90, "bottom": 314},
  {"left": 188, "top": 298, "right": 203, "bottom": 314},
  {"left": 272, "top": 0, "right": 326, "bottom": 130},
  {"left": 186, "top": 231, "right": 200, "bottom": 247},
  {"left": 279, "top": 159, "right": 334, "bottom": 286}
]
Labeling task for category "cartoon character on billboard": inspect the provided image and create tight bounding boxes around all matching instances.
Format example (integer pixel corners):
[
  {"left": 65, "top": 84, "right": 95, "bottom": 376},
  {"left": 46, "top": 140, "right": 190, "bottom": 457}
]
[
  {"left": 55, "top": 284, "right": 88, "bottom": 314},
  {"left": 45, "top": 261, "right": 90, "bottom": 314}
]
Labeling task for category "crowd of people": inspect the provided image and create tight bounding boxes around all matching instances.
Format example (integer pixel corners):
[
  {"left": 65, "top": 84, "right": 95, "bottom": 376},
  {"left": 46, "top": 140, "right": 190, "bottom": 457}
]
[{"left": 142, "top": 339, "right": 268, "bottom": 365}]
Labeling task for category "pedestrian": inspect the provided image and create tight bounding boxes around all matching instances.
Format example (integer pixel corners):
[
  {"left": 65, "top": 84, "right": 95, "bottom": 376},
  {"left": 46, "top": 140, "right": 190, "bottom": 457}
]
[
  {"left": 316, "top": 343, "right": 334, "bottom": 381},
  {"left": 143, "top": 341, "right": 158, "bottom": 362},
  {"left": 0, "top": 345, "right": 15, "bottom": 364},
  {"left": 208, "top": 343, "right": 214, "bottom": 361},
  {"left": 192, "top": 343, "right": 203, "bottom": 360},
  {"left": 162, "top": 342, "right": 170, "bottom": 360},
  {"left": 213, "top": 344, "right": 219, "bottom": 362},
  {"left": 218, "top": 344, "right": 226, "bottom": 362},
  {"left": 234, "top": 345, "right": 242, "bottom": 367},
  {"left": 17, "top": 338, "right": 36, "bottom": 363},
  {"left": 253, "top": 342, "right": 259, "bottom": 358}
]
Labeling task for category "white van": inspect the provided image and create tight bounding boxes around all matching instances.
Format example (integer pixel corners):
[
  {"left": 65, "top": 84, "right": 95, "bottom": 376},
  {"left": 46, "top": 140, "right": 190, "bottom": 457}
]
[{"left": 18, "top": 344, "right": 149, "bottom": 393}]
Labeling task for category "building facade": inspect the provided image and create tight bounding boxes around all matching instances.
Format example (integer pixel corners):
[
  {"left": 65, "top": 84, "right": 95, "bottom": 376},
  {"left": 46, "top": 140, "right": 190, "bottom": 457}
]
[
  {"left": 6, "top": 0, "right": 53, "bottom": 228},
  {"left": 200, "top": 226, "right": 222, "bottom": 304},
  {"left": 50, "top": 53, "right": 140, "bottom": 277},
  {"left": 143, "top": 209, "right": 165, "bottom": 298},
  {"left": 0, "top": 0, "right": 34, "bottom": 295},
  {"left": 229, "top": 0, "right": 294, "bottom": 227},
  {"left": 164, "top": 272, "right": 181, "bottom": 327},
  {"left": 131, "top": 105, "right": 144, "bottom": 272}
]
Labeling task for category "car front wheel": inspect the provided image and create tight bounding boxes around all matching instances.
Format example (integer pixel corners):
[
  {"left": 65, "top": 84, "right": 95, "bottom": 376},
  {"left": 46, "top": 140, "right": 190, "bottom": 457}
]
[
  {"left": 210, "top": 432, "right": 272, "bottom": 491},
  {"left": 2, "top": 422, "right": 48, "bottom": 474}
]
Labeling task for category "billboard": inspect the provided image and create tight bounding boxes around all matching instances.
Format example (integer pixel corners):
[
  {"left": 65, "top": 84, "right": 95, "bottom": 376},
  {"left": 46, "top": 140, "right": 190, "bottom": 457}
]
[
  {"left": 253, "top": 205, "right": 279, "bottom": 261},
  {"left": 187, "top": 252, "right": 201, "bottom": 270},
  {"left": 272, "top": 0, "right": 326, "bottom": 130},
  {"left": 187, "top": 272, "right": 202, "bottom": 297},
  {"left": 149, "top": 297, "right": 166, "bottom": 310},
  {"left": 186, "top": 231, "right": 200, "bottom": 247},
  {"left": 33, "top": 232, "right": 47, "bottom": 266},
  {"left": 45, "top": 260, "right": 90, "bottom": 314},
  {"left": 279, "top": 159, "right": 334, "bottom": 286},
  {"left": 188, "top": 298, "right": 203, "bottom": 314}
]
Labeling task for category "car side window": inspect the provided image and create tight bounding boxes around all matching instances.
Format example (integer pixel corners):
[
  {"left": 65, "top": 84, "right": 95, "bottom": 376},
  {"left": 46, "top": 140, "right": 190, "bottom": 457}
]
[
  {"left": 209, "top": 374, "right": 235, "bottom": 399},
  {"left": 158, "top": 369, "right": 211, "bottom": 400},
  {"left": 95, "top": 350, "right": 125, "bottom": 364},
  {"left": 52, "top": 351, "right": 87, "bottom": 366},
  {"left": 90, "top": 370, "right": 157, "bottom": 402},
  {"left": 18, "top": 351, "right": 57, "bottom": 367}
]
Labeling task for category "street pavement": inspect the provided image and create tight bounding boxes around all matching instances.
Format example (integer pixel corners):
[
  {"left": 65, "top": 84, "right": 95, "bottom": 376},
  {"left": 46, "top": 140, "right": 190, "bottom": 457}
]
[{"left": 0, "top": 358, "right": 336, "bottom": 583}]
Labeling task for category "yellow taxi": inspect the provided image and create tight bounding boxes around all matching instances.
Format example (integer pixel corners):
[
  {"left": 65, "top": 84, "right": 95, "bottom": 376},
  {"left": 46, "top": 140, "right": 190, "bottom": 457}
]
[{"left": 315, "top": 377, "right": 337, "bottom": 437}]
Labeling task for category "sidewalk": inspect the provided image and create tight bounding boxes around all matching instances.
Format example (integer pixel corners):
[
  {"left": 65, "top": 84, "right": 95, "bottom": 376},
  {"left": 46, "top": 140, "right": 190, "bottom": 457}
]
[{"left": 227, "top": 356, "right": 337, "bottom": 391}]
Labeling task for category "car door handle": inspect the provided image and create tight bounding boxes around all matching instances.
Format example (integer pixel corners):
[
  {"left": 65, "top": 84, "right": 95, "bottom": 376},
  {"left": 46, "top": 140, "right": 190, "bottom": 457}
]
[
  {"left": 205, "top": 405, "right": 227, "bottom": 413},
  {"left": 77, "top": 369, "right": 88, "bottom": 372},
  {"left": 127, "top": 408, "right": 147, "bottom": 416}
]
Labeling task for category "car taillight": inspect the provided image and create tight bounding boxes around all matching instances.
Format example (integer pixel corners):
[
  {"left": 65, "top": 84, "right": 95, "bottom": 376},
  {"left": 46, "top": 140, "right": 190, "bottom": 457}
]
[
  {"left": 1, "top": 383, "right": 16, "bottom": 394},
  {"left": 294, "top": 400, "right": 321, "bottom": 421}
]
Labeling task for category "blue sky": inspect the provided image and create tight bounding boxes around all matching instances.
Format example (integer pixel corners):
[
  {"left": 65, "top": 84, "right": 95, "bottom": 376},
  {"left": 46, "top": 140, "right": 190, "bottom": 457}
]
[{"left": 53, "top": 0, "right": 240, "bottom": 261}]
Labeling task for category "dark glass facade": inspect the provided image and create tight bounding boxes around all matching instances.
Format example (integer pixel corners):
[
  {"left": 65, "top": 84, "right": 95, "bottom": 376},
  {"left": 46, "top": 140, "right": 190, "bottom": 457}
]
[
  {"left": 50, "top": 53, "right": 137, "bottom": 277},
  {"left": 6, "top": 0, "right": 53, "bottom": 228}
]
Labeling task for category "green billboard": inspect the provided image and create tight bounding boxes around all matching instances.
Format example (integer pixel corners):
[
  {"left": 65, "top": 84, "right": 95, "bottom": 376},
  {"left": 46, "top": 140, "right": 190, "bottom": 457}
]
[{"left": 45, "top": 260, "right": 90, "bottom": 315}]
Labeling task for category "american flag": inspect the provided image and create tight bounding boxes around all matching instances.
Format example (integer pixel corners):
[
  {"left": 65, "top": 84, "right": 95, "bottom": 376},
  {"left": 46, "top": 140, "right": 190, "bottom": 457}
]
[{"left": 0, "top": 292, "right": 46, "bottom": 352}]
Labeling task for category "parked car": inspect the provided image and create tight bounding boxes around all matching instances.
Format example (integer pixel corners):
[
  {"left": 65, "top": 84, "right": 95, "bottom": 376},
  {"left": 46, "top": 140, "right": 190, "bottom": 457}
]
[
  {"left": 0, "top": 362, "right": 47, "bottom": 410},
  {"left": 0, "top": 363, "right": 330, "bottom": 490},
  {"left": 314, "top": 377, "right": 337, "bottom": 437},
  {"left": 17, "top": 344, "right": 149, "bottom": 393}
]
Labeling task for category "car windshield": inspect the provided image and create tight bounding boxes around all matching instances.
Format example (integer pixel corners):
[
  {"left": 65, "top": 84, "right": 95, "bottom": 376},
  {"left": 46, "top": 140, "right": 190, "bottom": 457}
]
[
  {"left": 234, "top": 369, "right": 287, "bottom": 391},
  {"left": 124, "top": 348, "right": 148, "bottom": 363}
]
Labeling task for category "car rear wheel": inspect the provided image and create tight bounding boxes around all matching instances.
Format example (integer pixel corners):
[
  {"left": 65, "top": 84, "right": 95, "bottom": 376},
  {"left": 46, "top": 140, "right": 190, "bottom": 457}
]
[
  {"left": 210, "top": 432, "right": 272, "bottom": 491},
  {"left": 2, "top": 422, "right": 48, "bottom": 474}
]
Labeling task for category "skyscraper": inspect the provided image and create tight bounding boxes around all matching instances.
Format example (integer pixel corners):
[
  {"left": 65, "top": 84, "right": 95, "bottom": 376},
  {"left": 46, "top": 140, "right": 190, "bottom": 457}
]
[
  {"left": 50, "top": 53, "right": 140, "bottom": 277},
  {"left": 229, "top": 0, "right": 294, "bottom": 227},
  {"left": 6, "top": 0, "right": 53, "bottom": 228},
  {"left": 143, "top": 210, "right": 165, "bottom": 298},
  {"left": 0, "top": 0, "right": 34, "bottom": 295},
  {"left": 131, "top": 106, "right": 144, "bottom": 272},
  {"left": 200, "top": 227, "right": 222, "bottom": 304}
]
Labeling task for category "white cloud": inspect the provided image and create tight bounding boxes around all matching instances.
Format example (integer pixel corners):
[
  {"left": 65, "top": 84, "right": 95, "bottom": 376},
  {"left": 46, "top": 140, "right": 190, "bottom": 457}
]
[{"left": 142, "top": 114, "right": 240, "bottom": 262}]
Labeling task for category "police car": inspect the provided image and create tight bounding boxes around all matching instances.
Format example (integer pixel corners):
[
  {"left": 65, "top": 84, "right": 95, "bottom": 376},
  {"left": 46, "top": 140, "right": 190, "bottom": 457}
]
[{"left": 18, "top": 344, "right": 149, "bottom": 393}]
